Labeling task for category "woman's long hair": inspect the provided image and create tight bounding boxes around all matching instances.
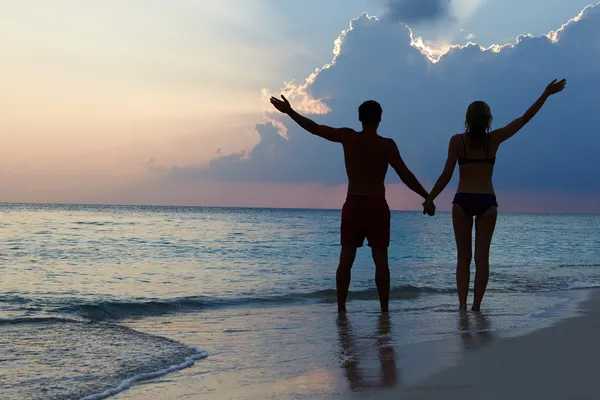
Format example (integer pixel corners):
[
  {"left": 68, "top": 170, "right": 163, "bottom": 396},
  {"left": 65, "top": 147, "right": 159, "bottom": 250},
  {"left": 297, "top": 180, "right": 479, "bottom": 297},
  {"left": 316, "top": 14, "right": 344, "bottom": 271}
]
[{"left": 465, "top": 101, "right": 493, "bottom": 150}]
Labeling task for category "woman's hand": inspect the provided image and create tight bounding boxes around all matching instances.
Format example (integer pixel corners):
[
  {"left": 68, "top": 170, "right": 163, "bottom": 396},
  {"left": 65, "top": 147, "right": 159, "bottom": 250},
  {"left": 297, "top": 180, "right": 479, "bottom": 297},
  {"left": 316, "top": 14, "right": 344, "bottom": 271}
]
[{"left": 543, "top": 79, "right": 567, "bottom": 97}]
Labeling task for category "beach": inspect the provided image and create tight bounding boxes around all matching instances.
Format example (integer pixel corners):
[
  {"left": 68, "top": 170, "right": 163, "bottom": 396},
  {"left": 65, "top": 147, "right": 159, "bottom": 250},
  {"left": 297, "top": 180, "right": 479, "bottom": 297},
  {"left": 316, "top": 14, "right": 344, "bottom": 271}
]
[
  {"left": 111, "top": 289, "right": 595, "bottom": 400},
  {"left": 383, "top": 289, "right": 600, "bottom": 400},
  {"left": 3, "top": 1, "right": 600, "bottom": 399}
]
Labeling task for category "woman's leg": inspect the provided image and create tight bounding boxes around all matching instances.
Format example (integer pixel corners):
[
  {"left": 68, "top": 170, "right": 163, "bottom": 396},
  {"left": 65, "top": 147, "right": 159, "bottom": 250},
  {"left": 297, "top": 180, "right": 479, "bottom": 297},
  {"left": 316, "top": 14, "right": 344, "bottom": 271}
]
[
  {"left": 452, "top": 204, "right": 474, "bottom": 310},
  {"left": 473, "top": 206, "right": 498, "bottom": 311}
]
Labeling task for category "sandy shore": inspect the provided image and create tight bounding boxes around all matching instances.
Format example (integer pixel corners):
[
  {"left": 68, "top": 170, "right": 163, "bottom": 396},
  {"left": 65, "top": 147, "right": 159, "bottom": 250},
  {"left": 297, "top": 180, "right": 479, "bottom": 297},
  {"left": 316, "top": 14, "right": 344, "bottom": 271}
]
[
  {"left": 377, "top": 289, "right": 600, "bottom": 400},
  {"left": 111, "top": 291, "right": 594, "bottom": 400}
]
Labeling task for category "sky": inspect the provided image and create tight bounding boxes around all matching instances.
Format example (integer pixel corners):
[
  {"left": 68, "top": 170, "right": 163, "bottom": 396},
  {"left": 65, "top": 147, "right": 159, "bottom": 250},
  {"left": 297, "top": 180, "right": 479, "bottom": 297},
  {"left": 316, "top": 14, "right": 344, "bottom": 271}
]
[{"left": 1, "top": 0, "right": 598, "bottom": 212}]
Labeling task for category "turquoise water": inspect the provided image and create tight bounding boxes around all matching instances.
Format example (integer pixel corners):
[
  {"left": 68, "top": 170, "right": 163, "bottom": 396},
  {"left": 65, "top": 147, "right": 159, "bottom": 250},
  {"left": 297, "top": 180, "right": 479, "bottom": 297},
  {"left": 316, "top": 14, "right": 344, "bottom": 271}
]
[{"left": 1, "top": 204, "right": 599, "bottom": 399}]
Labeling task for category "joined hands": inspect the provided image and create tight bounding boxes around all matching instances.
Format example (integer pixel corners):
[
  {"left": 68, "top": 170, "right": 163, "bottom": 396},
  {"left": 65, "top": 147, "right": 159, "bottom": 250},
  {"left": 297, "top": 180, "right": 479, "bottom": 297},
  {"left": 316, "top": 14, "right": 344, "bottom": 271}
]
[{"left": 422, "top": 200, "right": 436, "bottom": 216}]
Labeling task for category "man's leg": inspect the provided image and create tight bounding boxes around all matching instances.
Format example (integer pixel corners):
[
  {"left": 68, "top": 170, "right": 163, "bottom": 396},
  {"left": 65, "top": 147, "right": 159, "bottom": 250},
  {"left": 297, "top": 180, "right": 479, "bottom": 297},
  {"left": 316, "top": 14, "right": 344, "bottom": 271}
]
[
  {"left": 371, "top": 247, "right": 390, "bottom": 313},
  {"left": 366, "top": 197, "right": 391, "bottom": 313},
  {"left": 336, "top": 246, "right": 357, "bottom": 313}
]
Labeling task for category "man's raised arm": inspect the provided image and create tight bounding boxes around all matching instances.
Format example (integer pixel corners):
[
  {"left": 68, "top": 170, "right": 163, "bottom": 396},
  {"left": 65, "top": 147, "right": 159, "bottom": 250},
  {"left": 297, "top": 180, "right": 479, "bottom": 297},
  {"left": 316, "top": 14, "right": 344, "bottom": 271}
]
[{"left": 270, "top": 95, "right": 352, "bottom": 143}]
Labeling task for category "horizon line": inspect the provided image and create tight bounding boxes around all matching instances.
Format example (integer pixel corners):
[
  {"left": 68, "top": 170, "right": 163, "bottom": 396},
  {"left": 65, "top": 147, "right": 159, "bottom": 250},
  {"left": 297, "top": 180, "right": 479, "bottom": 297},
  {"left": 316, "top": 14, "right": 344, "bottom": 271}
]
[{"left": 1, "top": 201, "right": 598, "bottom": 216}]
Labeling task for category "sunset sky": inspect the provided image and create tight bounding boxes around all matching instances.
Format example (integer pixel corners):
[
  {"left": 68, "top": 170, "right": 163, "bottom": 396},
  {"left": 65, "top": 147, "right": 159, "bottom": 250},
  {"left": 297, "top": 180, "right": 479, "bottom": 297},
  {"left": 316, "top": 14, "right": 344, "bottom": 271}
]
[{"left": 1, "top": 0, "right": 598, "bottom": 213}]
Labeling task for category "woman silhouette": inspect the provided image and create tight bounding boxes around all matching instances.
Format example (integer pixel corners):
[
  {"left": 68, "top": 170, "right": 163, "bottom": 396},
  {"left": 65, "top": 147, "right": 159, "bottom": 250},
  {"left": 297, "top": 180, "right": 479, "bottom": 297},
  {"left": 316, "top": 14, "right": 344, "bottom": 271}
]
[{"left": 423, "top": 79, "right": 567, "bottom": 311}]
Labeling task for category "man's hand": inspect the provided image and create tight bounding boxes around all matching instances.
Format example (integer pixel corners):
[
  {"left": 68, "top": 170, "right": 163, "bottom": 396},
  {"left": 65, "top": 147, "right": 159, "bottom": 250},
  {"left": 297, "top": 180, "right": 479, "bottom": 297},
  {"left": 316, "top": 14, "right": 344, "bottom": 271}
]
[
  {"left": 422, "top": 200, "right": 436, "bottom": 216},
  {"left": 270, "top": 95, "right": 293, "bottom": 114},
  {"left": 269, "top": 96, "right": 349, "bottom": 142}
]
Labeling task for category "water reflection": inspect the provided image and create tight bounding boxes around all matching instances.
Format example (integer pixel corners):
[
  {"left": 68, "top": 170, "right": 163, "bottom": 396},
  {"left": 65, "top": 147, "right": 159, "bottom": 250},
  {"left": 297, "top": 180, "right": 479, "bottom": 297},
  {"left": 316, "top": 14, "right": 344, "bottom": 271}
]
[
  {"left": 376, "top": 314, "right": 398, "bottom": 387},
  {"left": 336, "top": 314, "right": 398, "bottom": 390},
  {"left": 458, "top": 311, "right": 494, "bottom": 349}
]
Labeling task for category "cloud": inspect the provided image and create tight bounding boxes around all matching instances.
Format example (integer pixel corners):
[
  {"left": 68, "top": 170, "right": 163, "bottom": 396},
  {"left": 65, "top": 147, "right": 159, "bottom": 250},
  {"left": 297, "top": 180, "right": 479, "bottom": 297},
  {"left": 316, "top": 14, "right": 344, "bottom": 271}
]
[
  {"left": 384, "top": 0, "right": 453, "bottom": 24},
  {"left": 158, "top": 3, "right": 600, "bottom": 200}
]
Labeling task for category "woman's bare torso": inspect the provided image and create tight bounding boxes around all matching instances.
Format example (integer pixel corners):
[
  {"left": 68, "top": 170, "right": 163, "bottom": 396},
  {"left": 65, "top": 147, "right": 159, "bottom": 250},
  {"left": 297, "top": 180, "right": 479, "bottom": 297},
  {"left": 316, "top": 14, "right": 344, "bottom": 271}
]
[{"left": 455, "top": 133, "right": 501, "bottom": 194}]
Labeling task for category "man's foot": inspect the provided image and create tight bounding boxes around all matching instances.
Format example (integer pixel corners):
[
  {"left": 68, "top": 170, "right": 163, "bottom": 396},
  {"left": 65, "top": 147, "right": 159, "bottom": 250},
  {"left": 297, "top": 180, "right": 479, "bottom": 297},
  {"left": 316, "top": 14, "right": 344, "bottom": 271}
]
[
  {"left": 471, "top": 305, "right": 481, "bottom": 312},
  {"left": 459, "top": 303, "right": 468, "bottom": 311},
  {"left": 338, "top": 306, "right": 347, "bottom": 314}
]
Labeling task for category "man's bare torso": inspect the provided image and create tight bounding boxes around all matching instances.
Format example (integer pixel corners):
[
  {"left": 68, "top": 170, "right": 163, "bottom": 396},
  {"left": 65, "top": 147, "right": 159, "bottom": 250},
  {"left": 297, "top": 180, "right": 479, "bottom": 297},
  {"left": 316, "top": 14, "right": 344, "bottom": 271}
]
[{"left": 343, "top": 131, "right": 393, "bottom": 196}]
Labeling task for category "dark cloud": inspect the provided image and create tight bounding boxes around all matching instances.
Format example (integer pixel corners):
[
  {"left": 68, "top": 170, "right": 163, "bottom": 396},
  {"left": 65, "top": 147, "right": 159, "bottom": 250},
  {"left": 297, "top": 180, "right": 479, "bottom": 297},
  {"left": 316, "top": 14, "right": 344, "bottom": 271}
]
[
  {"left": 162, "top": 4, "right": 600, "bottom": 196},
  {"left": 384, "top": 0, "right": 453, "bottom": 24}
]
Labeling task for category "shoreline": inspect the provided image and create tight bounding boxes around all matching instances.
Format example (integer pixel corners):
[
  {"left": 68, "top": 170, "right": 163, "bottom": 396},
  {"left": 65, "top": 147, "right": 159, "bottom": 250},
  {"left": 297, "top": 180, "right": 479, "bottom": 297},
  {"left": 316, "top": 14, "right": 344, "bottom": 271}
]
[
  {"left": 111, "top": 289, "right": 590, "bottom": 400},
  {"left": 375, "top": 288, "right": 600, "bottom": 399}
]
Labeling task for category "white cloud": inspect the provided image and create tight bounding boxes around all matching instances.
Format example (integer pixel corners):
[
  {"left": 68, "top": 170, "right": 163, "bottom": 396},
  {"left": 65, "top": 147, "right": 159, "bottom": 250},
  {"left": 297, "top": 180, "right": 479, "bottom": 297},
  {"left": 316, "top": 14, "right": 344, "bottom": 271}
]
[{"left": 546, "top": 3, "right": 594, "bottom": 43}]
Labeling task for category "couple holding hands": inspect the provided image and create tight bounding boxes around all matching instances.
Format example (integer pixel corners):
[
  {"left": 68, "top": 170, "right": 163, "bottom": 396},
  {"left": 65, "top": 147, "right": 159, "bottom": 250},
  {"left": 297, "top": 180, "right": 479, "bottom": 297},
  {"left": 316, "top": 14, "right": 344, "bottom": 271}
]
[{"left": 270, "top": 78, "right": 566, "bottom": 313}]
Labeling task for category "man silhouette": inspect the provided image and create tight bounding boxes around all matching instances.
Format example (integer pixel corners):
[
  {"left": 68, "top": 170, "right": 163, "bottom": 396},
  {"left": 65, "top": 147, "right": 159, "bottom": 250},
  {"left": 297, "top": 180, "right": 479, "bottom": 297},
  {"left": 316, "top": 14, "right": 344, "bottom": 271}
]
[{"left": 270, "top": 95, "right": 432, "bottom": 313}]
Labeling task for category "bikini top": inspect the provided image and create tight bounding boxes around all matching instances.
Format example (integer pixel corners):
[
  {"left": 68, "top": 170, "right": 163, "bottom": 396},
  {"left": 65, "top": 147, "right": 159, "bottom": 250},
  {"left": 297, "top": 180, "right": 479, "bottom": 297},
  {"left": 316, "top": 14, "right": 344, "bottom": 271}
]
[{"left": 457, "top": 133, "right": 496, "bottom": 166}]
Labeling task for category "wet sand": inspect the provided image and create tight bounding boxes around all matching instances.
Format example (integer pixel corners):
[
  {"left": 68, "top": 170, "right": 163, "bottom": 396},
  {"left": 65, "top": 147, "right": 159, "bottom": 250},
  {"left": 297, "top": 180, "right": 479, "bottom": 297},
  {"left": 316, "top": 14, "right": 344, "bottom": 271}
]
[
  {"left": 111, "top": 291, "right": 587, "bottom": 400},
  {"left": 379, "top": 289, "right": 600, "bottom": 400}
]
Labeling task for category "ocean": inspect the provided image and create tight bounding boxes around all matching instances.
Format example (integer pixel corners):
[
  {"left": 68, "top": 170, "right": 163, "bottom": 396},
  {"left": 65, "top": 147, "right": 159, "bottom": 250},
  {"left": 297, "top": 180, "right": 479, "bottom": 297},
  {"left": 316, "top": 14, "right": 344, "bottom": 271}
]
[{"left": 1, "top": 203, "right": 599, "bottom": 399}]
